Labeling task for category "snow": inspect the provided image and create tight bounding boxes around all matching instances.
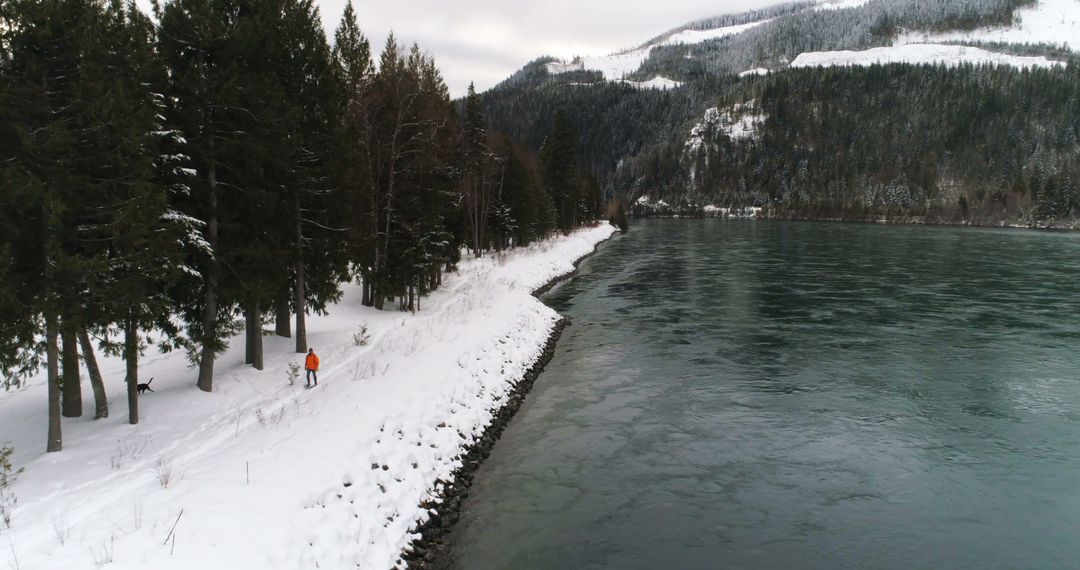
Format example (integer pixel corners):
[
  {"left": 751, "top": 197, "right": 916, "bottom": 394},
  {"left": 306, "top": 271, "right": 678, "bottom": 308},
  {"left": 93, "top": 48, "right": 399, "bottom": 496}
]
[
  {"left": 635, "top": 196, "right": 670, "bottom": 208},
  {"left": 686, "top": 103, "right": 765, "bottom": 154},
  {"left": 725, "top": 111, "right": 765, "bottom": 139},
  {"left": 897, "top": 0, "right": 1080, "bottom": 51},
  {"left": 790, "top": 43, "right": 1066, "bottom": 70},
  {"left": 545, "top": 19, "right": 770, "bottom": 81},
  {"left": 739, "top": 67, "right": 771, "bottom": 77},
  {"left": 619, "top": 76, "right": 683, "bottom": 90},
  {"left": 702, "top": 205, "right": 763, "bottom": 217},
  {"left": 815, "top": 0, "right": 873, "bottom": 10},
  {"left": 576, "top": 48, "right": 652, "bottom": 81},
  {"left": 0, "top": 225, "right": 616, "bottom": 570},
  {"left": 686, "top": 108, "right": 717, "bottom": 153},
  {"left": 658, "top": 20, "right": 772, "bottom": 47},
  {"left": 544, "top": 60, "right": 584, "bottom": 74}
]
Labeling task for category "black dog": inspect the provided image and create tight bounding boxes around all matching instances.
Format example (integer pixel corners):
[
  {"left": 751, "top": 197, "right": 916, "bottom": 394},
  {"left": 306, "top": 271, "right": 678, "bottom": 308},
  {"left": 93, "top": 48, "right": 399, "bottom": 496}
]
[{"left": 137, "top": 377, "right": 154, "bottom": 395}]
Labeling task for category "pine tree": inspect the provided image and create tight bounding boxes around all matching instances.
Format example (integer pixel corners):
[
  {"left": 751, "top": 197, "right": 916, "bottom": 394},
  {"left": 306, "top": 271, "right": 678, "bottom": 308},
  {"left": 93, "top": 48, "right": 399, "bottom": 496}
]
[
  {"left": 461, "top": 82, "right": 492, "bottom": 256},
  {"left": 94, "top": 0, "right": 193, "bottom": 424},
  {"left": 7, "top": 0, "right": 194, "bottom": 428},
  {"left": 3, "top": 0, "right": 106, "bottom": 448},
  {"left": 332, "top": 1, "right": 378, "bottom": 307},
  {"left": 276, "top": 0, "right": 347, "bottom": 354},
  {"left": 159, "top": 0, "right": 248, "bottom": 389},
  {"left": 539, "top": 111, "right": 580, "bottom": 232}
]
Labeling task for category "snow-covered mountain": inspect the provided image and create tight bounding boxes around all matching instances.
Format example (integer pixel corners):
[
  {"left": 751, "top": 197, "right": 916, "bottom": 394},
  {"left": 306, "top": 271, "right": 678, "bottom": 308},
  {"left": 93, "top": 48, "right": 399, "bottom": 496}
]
[
  {"left": 544, "top": 19, "right": 772, "bottom": 89},
  {"left": 482, "top": 0, "right": 1080, "bottom": 225},
  {"left": 539, "top": 0, "right": 1077, "bottom": 89},
  {"left": 899, "top": 0, "right": 1080, "bottom": 51}
]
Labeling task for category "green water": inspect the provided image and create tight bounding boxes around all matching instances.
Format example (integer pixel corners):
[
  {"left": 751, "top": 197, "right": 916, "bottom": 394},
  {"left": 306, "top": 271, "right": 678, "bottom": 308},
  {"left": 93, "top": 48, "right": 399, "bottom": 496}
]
[{"left": 444, "top": 220, "right": 1080, "bottom": 569}]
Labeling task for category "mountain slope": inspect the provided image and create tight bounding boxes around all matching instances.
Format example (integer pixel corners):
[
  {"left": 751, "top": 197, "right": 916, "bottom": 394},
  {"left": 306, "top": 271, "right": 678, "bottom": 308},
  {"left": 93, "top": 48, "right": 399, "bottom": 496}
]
[{"left": 480, "top": 0, "right": 1080, "bottom": 226}]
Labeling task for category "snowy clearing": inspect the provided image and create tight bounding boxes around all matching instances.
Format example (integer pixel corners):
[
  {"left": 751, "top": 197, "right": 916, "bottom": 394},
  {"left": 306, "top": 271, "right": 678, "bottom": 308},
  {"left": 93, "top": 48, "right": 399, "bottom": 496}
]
[
  {"left": 658, "top": 20, "right": 772, "bottom": 47},
  {"left": 790, "top": 43, "right": 1066, "bottom": 70},
  {"left": 897, "top": 0, "right": 1080, "bottom": 51},
  {"left": 739, "top": 67, "right": 771, "bottom": 77},
  {"left": 619, "top": 76, "right": 683, "bottom": 90},
  {"left": 0, "top": 224, "right": 616, "bottom": 570},
  {"left": 545, "top": 19, "right": 770, "bottom": 81},
  {"left": 815, "top": 0, "right": 873, "bottom": 10}
]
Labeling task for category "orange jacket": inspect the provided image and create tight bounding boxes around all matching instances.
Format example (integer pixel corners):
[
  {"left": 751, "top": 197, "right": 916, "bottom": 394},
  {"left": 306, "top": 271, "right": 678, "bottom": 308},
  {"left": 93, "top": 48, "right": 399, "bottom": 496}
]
[{"left": 305, "top": 352, "right": 320, "bottom": 371}]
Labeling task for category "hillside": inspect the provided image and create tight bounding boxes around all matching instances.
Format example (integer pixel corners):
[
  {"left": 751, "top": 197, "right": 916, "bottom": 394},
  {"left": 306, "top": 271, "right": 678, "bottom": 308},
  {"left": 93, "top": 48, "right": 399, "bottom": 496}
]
[{"left": 479, "top": 0, "right": 1080, "bottom": 226}]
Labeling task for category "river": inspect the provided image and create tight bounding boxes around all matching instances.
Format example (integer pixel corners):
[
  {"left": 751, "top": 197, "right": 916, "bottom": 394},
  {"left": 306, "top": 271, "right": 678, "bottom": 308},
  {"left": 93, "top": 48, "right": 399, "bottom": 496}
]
[{"left": 441, "top": 219, "right": 1080, "bottom": 569}]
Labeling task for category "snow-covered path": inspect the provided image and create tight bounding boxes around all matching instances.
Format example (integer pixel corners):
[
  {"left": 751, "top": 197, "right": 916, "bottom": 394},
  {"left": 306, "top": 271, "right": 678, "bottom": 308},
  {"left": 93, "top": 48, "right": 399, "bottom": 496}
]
[{"left": 0, "top": 224, "right": 616, "bottom": 569}]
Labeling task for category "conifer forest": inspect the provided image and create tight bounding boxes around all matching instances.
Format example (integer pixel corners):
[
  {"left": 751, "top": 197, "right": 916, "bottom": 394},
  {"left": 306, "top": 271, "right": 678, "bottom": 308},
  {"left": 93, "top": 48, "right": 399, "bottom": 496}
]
[{"left": 0, "top": 0, "right": 602, "bottom": 451}]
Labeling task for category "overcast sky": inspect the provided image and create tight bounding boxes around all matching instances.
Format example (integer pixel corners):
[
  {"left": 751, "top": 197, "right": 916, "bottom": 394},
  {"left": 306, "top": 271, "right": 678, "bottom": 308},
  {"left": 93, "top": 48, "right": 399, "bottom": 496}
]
[
  {"left": 136, "top": 1, "right": 781, "bottom": 98},
  {"left": 317, "top": 0, "right": 783, "bottom": 97}
]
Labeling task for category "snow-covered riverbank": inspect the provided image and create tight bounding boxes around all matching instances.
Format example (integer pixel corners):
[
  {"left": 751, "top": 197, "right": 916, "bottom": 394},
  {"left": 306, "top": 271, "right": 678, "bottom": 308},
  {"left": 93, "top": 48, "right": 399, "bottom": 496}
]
[{"left": 0, "top": 224, "right": 617, "bottom": 570}]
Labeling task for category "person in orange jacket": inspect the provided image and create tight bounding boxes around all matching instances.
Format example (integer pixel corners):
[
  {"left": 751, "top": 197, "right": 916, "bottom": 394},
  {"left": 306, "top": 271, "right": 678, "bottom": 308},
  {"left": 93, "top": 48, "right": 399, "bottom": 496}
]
[{"left": 305, "top": 348, "right": 320, "bottom": 387}]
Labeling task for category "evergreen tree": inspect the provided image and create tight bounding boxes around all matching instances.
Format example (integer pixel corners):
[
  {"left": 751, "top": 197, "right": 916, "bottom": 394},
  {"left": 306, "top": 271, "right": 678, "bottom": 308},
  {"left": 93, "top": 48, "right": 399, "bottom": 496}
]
[
  {"left": 275, "top": 0, "right": 348, "bottom": 354},
  {"left": 159, "top": 0, "right": 249, "bottom": 388},
  {"left": 332, "top": 0, "right": 378, "bottom": 307},
  {"left": 2, "top": 0, "right": 191, "bottom": 437},
  {"left": 93, "top": 0, "right": 193, "bottom": 424},
  {"left": 539, "top": 111, "right": 580, "bottom": 232},
  {"left": 461, "top": 82, "right": 492, "bottom": 256},
  {"left": 0, "top": 0, "right": 589, "bottom": 453},
  {"left": 3, "top": 0, "right": 108, "bottom": 447},
  {"left": 366, "top": 37, "right": 462, "bottom": 309}
]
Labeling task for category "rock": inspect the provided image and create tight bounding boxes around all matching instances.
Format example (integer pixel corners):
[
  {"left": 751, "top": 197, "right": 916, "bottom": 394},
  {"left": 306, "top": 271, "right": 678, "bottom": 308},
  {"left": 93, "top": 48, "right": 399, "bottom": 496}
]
[{"left": 398, "top": 317, "right": 572, "bottom": 567}]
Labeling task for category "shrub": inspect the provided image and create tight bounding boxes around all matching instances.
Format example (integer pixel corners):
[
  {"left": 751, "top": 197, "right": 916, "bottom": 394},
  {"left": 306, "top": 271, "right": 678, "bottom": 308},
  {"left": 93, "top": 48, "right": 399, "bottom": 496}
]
[{"left": 0, "top": 446, "right": 22, "bottom": 529}]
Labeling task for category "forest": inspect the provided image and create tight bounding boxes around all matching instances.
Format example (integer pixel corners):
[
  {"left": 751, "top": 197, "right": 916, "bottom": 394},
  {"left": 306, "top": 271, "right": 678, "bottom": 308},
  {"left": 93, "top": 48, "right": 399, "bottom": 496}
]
[
  {"left": 617, "top": 64, "right": 1080, "bottom": 224},
  {"left": 636, "top": 0, "right": 1044, "bottom": 81},
  {"left": 0, "top": 0, "right": 603, "bottom": 452},
  {"left": 481, "top": 20, "right": 1079, "bottom": 226}
]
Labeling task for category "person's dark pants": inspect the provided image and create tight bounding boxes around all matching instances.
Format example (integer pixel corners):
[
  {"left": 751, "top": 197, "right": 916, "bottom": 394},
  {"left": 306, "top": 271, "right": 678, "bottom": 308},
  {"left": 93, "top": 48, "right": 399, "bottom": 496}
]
[{"left": 306, "top": 369, "right": 318, "bottom": 386}]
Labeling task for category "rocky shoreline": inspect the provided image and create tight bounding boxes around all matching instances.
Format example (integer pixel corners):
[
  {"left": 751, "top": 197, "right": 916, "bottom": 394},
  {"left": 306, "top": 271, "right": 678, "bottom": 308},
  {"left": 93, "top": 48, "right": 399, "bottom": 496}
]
[
  {"left": 399, "top": 230, "right": 614, "bottom": 569},
  {"left": 761, "top": 211, "right": 1080, "bottom": 232},
  {"left": 529, "top": 236, "right": 609, "bottom": 298},
  {"left": 400, "top": 317, "right": 568, "bottom": 568},
  {"left": 631, "top": 209, "right": 1080, "bottom": 232}
]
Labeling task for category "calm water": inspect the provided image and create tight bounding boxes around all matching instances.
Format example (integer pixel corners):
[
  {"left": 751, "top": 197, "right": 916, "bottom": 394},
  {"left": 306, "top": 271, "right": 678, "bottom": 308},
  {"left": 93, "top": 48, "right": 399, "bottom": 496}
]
[{"left": 444, "top": 220, "right": 1080, "bottom": 569}]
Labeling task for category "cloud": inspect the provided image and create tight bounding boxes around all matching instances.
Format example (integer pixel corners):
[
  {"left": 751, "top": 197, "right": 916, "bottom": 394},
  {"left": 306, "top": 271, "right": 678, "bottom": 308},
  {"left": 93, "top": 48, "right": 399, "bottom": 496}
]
[
  {"left": 141, "top": 0, "right": 783, "bottom": 98},
  {"left": 318, "top": 0, "right": 783, "bottom": 97}
]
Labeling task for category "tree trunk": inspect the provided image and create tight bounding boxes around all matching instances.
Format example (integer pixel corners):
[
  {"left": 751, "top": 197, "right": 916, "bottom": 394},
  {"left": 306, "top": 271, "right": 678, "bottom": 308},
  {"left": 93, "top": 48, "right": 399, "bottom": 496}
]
[
  {"left": 124, "top": 319, "right": 139, "bottom": 425},
  {"left": 245, "top": 301, "right": 256, "bottom": 365},
  {"left": 361, "top": 277, "right": 372, "bottom": 307},
  {"left": 369, "top": 246, "right": 379, "bottom": 310},
  {"left": 245, "top": 298, "right": 264, "bottom": 370},
  {"left": 254, "top": 299, "right": 264, "bottom": 370},
  {"left": 294, "top": 191, "right": 307, "bottom": 353},
  {"left": 275, "top": 284, "right": 291, "bottom": 338},
  {"left": 78, "top": 328, "right": 108, "bottom": 419},
  {"left": 374, "top": 115, "right": 401, "bottom": 313},
  {"left": 197, "top": 158, "right": 219, "bottom": 393},
  {"left": 60, "top": 317, "right": 82, "bottom": 418},
  {"left": 470, "top": 176, "right": 482, "bottom": 257},
  {"left": 363, "top": 112, "right": 377, "bottom": 310},
  {"left": 46, "top": 309, "right": 62, "bottom": 453},
  {"left": 43, "top": 198, "right": 61, "bottom": 451}
]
